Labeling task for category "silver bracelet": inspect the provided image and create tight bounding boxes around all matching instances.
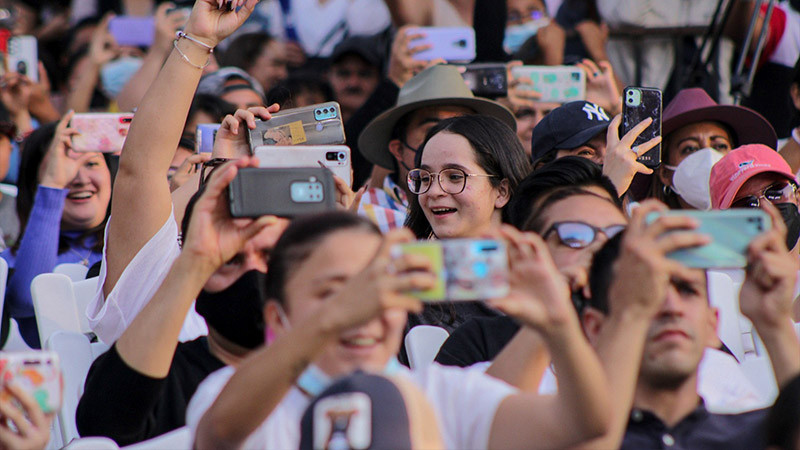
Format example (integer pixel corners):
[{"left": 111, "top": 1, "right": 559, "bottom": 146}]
[
  {"left": 173, "top": 39, "right": 211, "bottom": 69},
  {"left": 175, "top": 31, "right": 215, "bottom": 53}
]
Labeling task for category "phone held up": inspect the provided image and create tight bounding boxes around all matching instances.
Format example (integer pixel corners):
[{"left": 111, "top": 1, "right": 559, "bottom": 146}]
[
  {"left": 0, "top": 351, "right": 62, "bottom": 414},
  {"left": 456, "top": 63, "right": 507, "bottom": 98},
  {"left": 646, "top": 209, "right": 770, "bottom": 269},
  {"left": 392, "top": 239, "right": 509, "bottom": 301},
  {"left": 408, "top": 27, "right": 476, "bottom": 63},
  {"left": 228, "top": 167, "right": 336, "bottom": 218},
  {"left": 254, "top": 145, "right": 352, "bottom": 187},
  {"left": 247, "top": 102, "right": 346, "bottom": 150},
  {"left": 70, "top": 113, "right": 134, "bottom": 153},
  {"left": 622, "top": 86, "right": 662, "bottom": 169}
]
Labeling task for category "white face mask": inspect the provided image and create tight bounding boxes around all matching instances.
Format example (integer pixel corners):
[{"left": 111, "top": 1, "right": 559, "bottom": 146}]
[{"left": 664, "top": 148, "right": 725, "bottom": 210}]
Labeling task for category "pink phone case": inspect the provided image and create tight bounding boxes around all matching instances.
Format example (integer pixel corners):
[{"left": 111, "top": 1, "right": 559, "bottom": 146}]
[{"left": 71, "top": 113, "right": 134, "bottom": 153}]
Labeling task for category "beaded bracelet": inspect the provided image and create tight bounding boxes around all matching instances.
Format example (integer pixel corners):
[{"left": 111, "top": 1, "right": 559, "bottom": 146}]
[
  {"left": 173, "top": 39, "right": 211, "bottom": 69},
  {"left": 176, "top": 31, "right": 215, "bottom": 53}
]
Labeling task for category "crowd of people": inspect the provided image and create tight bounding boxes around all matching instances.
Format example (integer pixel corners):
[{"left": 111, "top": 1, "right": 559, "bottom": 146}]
[{"left": 0, "top": 0, "right": 796, "bottom": 448}]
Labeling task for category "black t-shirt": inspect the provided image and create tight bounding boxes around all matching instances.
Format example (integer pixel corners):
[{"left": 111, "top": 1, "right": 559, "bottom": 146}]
[
  {"left": 76, "top": 337, "right": 225, "bottom": 446},
  {"left": 434, "top": 315, "right": 520, "bottom": 367}
]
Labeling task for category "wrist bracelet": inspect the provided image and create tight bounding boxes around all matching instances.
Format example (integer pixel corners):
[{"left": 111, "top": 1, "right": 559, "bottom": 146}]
[
  {"left": 173, "top": 40, "right": 211, "bottom": 69},
  {"left": 176, "top": 31, "right": 214, "bottom": 53},
  {"left": 792, "top": 127, "right": 800, "bottom": 146}
]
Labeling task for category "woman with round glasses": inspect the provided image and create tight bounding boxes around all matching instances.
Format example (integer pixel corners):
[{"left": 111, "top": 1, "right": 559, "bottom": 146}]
[{"left": 405, "top": 115, "right": 530, "bottom": 239}]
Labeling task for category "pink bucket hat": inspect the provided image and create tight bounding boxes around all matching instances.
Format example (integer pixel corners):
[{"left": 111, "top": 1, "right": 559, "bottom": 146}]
[{"left": 710, "top": 144, "right": 796, "bottom": 209}]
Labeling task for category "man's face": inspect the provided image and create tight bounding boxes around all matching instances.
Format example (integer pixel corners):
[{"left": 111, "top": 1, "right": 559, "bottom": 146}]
[
  {"left": 514, "top": 101, "right": 561, "bottom": 157},
  {"left": 221, "top": 87, "right": 264, "bottom": 109},
  {"left": 388, "top": 106, "right": 474, "bottom": 184},
  {"left": 554, "top": 132, "right": 607, "bottom": 165},
  {"left": 328, "top": 54, "right": 380, "bottom": 113},
  {"left": 538, "top": 192, "right": 627, "bottom": 292},
  {"left": 639, "top": 269, "right": 718, "bottom": 389}
]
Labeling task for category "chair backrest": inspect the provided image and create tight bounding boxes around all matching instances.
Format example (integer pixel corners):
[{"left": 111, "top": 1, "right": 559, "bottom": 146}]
[
  {"left": 404, "top": 325, "right": 449, "bottom": 370},
  {"left": 62, "top": 436, "right": 119, "bottom": 450},
  {"left": 739, "top": 355, "right": 778, "bottom": 404},
  {"left": 707, "top": 271, "right": 746, "bottom": 361},
  {"left": 31, "top": 274, "right": 98, "bottom": 346},
  {"left": 0, "top": 257, "right": 27, "bottom": 351},
  {"left": 54, "top": 263, "right": 90, "bottom": 282},
  {"left": 122, "top": 427, "right": 191, "bottom": 450},
  {"left": 46, "top": 331, "right": 97, "bottom": 445}
]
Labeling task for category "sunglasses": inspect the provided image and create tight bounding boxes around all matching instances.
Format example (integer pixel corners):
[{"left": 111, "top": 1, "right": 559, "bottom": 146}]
[
  {"left": 543, "top": 221, "right": 626, "bottom": 249},
  {"left": 730, "top": 182, "right": 797, "bottom": 209}
]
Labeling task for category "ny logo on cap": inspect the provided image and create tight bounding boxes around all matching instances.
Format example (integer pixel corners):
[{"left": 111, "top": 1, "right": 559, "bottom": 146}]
[{"left": 582, "top": 103, "right": 609, "bottom": 121}]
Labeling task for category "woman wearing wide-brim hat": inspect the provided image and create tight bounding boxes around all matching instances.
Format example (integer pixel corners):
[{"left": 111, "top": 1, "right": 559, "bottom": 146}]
[{"left": 649, "top": 87, "right": 777, "bottom": 209}]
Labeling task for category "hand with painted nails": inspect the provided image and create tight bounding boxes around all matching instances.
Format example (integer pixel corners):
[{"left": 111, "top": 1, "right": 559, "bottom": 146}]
[
  {"left": 183, "top": 0, "right": 261, "bottom": 49},
  {"left": 213, "top": 105, "right": 281, "bottom": 158}
]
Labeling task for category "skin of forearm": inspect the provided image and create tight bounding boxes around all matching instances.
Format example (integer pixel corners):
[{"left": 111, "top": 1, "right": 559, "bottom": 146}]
[
  {"left": 10, "top": 110, "right": 33, "bottom": 134},
  {"left": 486, "top": 328, "right": 549, "bottom": 391},
  {"left": 195, "top": 308, "right": 341, "bottom": 450},
  {"left": 116, "top": 253, "right": 216, "bottom": 378},
  {"left": 778, "top": 134, "right": 800, "bottom": 175},
  {"left": 753, "top": 318, "right": 800, "bottom": 387},
  {"left": 572, "top": 310, "right": 651, "bottom": 449},
  {"left": 65, "top": 62, "right": 101, "bottom": 113}
]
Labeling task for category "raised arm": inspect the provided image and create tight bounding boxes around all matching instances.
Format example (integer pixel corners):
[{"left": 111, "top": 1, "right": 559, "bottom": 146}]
[
  {"left": 486, "top": 227, "right": 610, "bottom": 448},
  {"left": 740, "top": 202, "right": 800, "bottom": 387},
  {"left": 383, "top": 0, "right": 432, "bottom": 26},
  {"left": 104, "top": 0, "right": 259, "bottom": 297},
  {"left": 115, "top": 4, "right": 187, "bottom": 112}
]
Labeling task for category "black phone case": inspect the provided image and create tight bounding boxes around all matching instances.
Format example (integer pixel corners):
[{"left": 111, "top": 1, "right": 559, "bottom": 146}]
[
  {"left": 228, "top": 167, "right": 336, "bottom": 218},
  {"left": 459, "top": 63, "right": 508, "bottom": 98},
  {"left": 621, "top": 87, "right": 662, "bottom": 169}
]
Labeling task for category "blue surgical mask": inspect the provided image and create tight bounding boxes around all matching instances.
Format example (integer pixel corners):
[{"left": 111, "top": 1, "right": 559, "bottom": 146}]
[
  {"left": 503, "top": 16, "right": 550, "bottom": 54},
  {"left": 100, "top": 56, "right": 143, "bottom": 99},
  {"left": 297, "top": 359, "right": 404, "bottom": 398}
]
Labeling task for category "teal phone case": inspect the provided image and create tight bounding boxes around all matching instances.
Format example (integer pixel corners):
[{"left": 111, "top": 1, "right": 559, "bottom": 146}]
[{"left": 645, "top": 209, "right": 771, "bottom": 269}]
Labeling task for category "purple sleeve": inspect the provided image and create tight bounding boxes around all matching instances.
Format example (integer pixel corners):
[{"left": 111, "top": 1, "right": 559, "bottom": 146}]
[{"left": 5, "top": 186, "right": 66, "bottom": 323}]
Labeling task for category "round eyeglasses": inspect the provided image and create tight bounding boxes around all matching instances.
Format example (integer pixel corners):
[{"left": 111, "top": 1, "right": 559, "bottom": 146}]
[
  {"left": 730, "top": 182, "right": 797, "bottom": 209},
  {"left": 407, "top": 168, "right": 496, "bottom": 195},
  {"left": 543, "top": 221, "right": 626, "bottom": 249}
]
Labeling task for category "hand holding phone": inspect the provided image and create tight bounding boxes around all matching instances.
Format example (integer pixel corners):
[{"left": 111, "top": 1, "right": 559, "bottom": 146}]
[
  {"left": 0, "top": 351, "right": 61, "bottom": 414},
  {"left": 70, "top": 113, "right": 134, "bottom": 153},
  {"left": 509, "top": 65, "right": 585, "bottom": 103},
  {"left": 456, "top": 63, "right": 507, "bottom": 98},
  {"left": 391, "top": 239, "right": 509, "bottom": 301},
  {"left": 621, "top": 86, "right": 662, "bottom": 169},
  {"left": 247, "top": 102, "right": 345, "bottom": 149},
  {"left": 228, "top": 167, "right": 336, "bottom": 218}
]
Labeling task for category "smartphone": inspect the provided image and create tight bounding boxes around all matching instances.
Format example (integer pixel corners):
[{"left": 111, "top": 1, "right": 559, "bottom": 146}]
[
  {"left": 5, "top": 36, "right": 37, "bottom": 82},
  {"left": 248, "top": 102, "right": 346, "bottom": 149},
  {"left": 70, "top": 113, "right": 134, "bottom": 153},
  {"left": 392, "top": 239, "right": 509, "bottom": 301},
  {"left": 253, "top": 145, "right": 352, "bottom": 187},
  {"left": 622, "top": 86, "right": 662, "bottom": 169},
  {"left": 108, "top": 16, "right": 155, "bottom": 47},
  {"left": 409, "top": 27, "right": 476, "bottom": 63},
  {"left": 456, "top": 63, "right": 507, "bottom": 98},
  {"left": 228, "top": 167, "right": 336, "bottom": 218},
  {"left": 0, "top": 351, "right": 61, "bottom": 414},
  {"left": 509, "top": 65, "right": 585, "bottom": 103},
  {"left": 196, "top": 123, "right": 221, "bottom": 153},
  {"left": 646, "top": 209, "right": 770, "bottom": 269}
]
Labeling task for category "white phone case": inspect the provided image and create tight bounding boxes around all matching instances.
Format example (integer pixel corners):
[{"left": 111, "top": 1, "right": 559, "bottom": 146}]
[
  {"left": 7, "top": 36, "right": 37, "bottom": 82},
  {"left": 254, "top": 145, "right": 352, "bottom": 187}
]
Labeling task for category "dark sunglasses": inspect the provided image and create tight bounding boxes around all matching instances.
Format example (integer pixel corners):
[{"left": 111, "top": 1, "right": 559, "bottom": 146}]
[
  {"left": 730, "top": 182, "right": 797, "bottom": 209},
  {"left": 198, "top": 157, "right": 232, "bottom": 189},
  {"left": 543, "top": 221, "right": 626, "bottom": 249}
]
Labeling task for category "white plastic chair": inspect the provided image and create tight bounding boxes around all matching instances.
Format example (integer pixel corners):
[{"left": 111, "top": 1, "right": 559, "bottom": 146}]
[
  {"left": 739, "top": 355, "right": 778, "bottom": 404},
  {"left": 46, "top": 331, "right": 109, "bottom": 446},
  {"left": 0, "top": 257, "right": 29, "bottom": 351},
  {"left": 404, "top": 325, "right": 449, "bottom": 370},
  {"left": 54, "top": 263, "right": 90, "bottom": 282},
  {"left": 123, "top": 427, "right": 191, "bottom": 449},
  {"left": 707, "top": 271, "right": 746, "bottom": 361},
  {"left": 31, "top": 274, "right": 98, "bottom": 346}
]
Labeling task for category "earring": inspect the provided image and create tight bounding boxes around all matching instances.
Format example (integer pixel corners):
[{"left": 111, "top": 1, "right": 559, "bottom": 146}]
[{"left": 663, "top": 184, "right": 673, "bottom": 197}]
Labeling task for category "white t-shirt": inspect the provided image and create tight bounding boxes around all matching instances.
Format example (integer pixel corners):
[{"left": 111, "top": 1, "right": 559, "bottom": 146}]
[
  {"left": 186, "top": 363, "right": 515, "bottom": 449},
  {"left": 85, "top": 210, "right": 207, "bottom": 344}
]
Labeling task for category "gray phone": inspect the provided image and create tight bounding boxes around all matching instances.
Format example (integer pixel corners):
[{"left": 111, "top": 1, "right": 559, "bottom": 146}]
[{"left": 228, "top": 167, "right": 336, "bottom": 218}]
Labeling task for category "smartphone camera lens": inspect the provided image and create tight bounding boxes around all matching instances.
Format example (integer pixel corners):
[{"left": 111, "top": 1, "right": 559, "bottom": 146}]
[{"left": 337, "top": 152, "right": 346, "bottom": 161}]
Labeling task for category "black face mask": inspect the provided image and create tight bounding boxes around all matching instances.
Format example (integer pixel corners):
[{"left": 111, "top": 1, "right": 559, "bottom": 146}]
[
  {"left": 195, "top": 270, "right": 266, "bottom": 350},
  {"left": 777, "top": 203, "right": 800, "bottom": 251}
]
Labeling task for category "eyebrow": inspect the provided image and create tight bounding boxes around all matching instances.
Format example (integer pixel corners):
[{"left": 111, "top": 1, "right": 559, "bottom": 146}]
[{"left": 419, "top": 163, "right": 472, "bottom": 172}]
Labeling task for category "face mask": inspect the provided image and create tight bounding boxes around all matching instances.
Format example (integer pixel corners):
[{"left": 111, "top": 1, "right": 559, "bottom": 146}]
[
  {"left": 503, "top": 17, "right": 550, "bottom": 54},
  {"left": 663, "top": 148, "right": 724, "bottom": 210},
  {"left": 100, "top": 56, "right": 143, "bottom": 98},
  {"left": 195, "top": 270, "right": 266, "bottom": 350},
  {"left": 776, "top": 203, "right": 800, "bottom": 250}
]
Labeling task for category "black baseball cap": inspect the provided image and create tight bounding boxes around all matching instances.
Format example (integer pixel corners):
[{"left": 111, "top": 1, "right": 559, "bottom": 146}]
[
  {"left": 330, "top": 35, "right": 384, "bottom": 69},
  {"left": 530, "top": 101, "right": 611, "bottom": 163}
]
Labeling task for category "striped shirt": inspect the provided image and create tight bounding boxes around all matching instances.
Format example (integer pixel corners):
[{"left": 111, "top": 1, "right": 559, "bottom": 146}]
[{"left": 358, "top": 177, "right": 409, "bottom": 233}]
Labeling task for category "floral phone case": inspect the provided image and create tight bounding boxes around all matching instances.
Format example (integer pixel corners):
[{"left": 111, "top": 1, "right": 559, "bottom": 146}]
[
  {"left": 71, "top": 113, "right": 134, "bottom": 153},
  {"left": 0, "top": 351, "right": 62, "bottom": 414}
]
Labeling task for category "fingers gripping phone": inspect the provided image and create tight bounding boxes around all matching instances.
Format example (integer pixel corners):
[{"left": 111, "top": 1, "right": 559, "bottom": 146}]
[
  {"left": 409, "top": 27, "right": 476, "bottom": 63},
  {"left": 253, "top": 145, "right": 352, "bottom": 187},
  {"left": 646, "top": 209, "right": 771, "bottom": 269},
  {"left": 70, "top": 113, "right": 134, "bottom": 153},
  {"left": 622, "top": 86, "right": 662, "bottom": 169},
  {"left": 247, "top": 102, "right": 346, "bottom": 149},
  {"left": 228, "top": 167, "right": 337, "bottom": 218},
  {"left": 392, "top": 239, "right": 510, "bottom": 301},
  {"left": 0, "top": 351, "right": 62, "bottom": 414}
]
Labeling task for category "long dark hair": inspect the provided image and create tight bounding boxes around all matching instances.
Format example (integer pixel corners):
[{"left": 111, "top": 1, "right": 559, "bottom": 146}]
[
  {"left": 219, "top": 32, "right": 274, "bottom": 73},
  {"left": 264, "top": 211, "right": 380, "bottom": 310},
  {"left": 13, "top": 122, "right": 111, "bottom": 254},
  {"left": 404, "top": 115, "right": 531, "bottom": 238}
]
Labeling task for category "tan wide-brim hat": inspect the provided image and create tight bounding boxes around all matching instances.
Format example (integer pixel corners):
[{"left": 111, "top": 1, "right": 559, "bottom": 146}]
[{"left": 359, "top": 65, "right": 517, "bottom": 170}]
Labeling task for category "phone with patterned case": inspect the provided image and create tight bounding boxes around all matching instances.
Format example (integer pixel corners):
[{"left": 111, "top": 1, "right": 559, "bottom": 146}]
[
  {"left": 0, "top": 351, "right": 61, "bottom": 414},
  {"left": 622, "top": 86, "right": 662, "bottom": 169},
  {"left": 70, "top": 113, "right": 134, "bottom": 153},
  {"left": 248, "top": 102, "right": 345, "bottom": 149},
  {"left": 510, "top": 65, "right": 586, "bottom": 103},
  {"left": 392, "top": 239, "right": 509, "bottom": 301}
]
